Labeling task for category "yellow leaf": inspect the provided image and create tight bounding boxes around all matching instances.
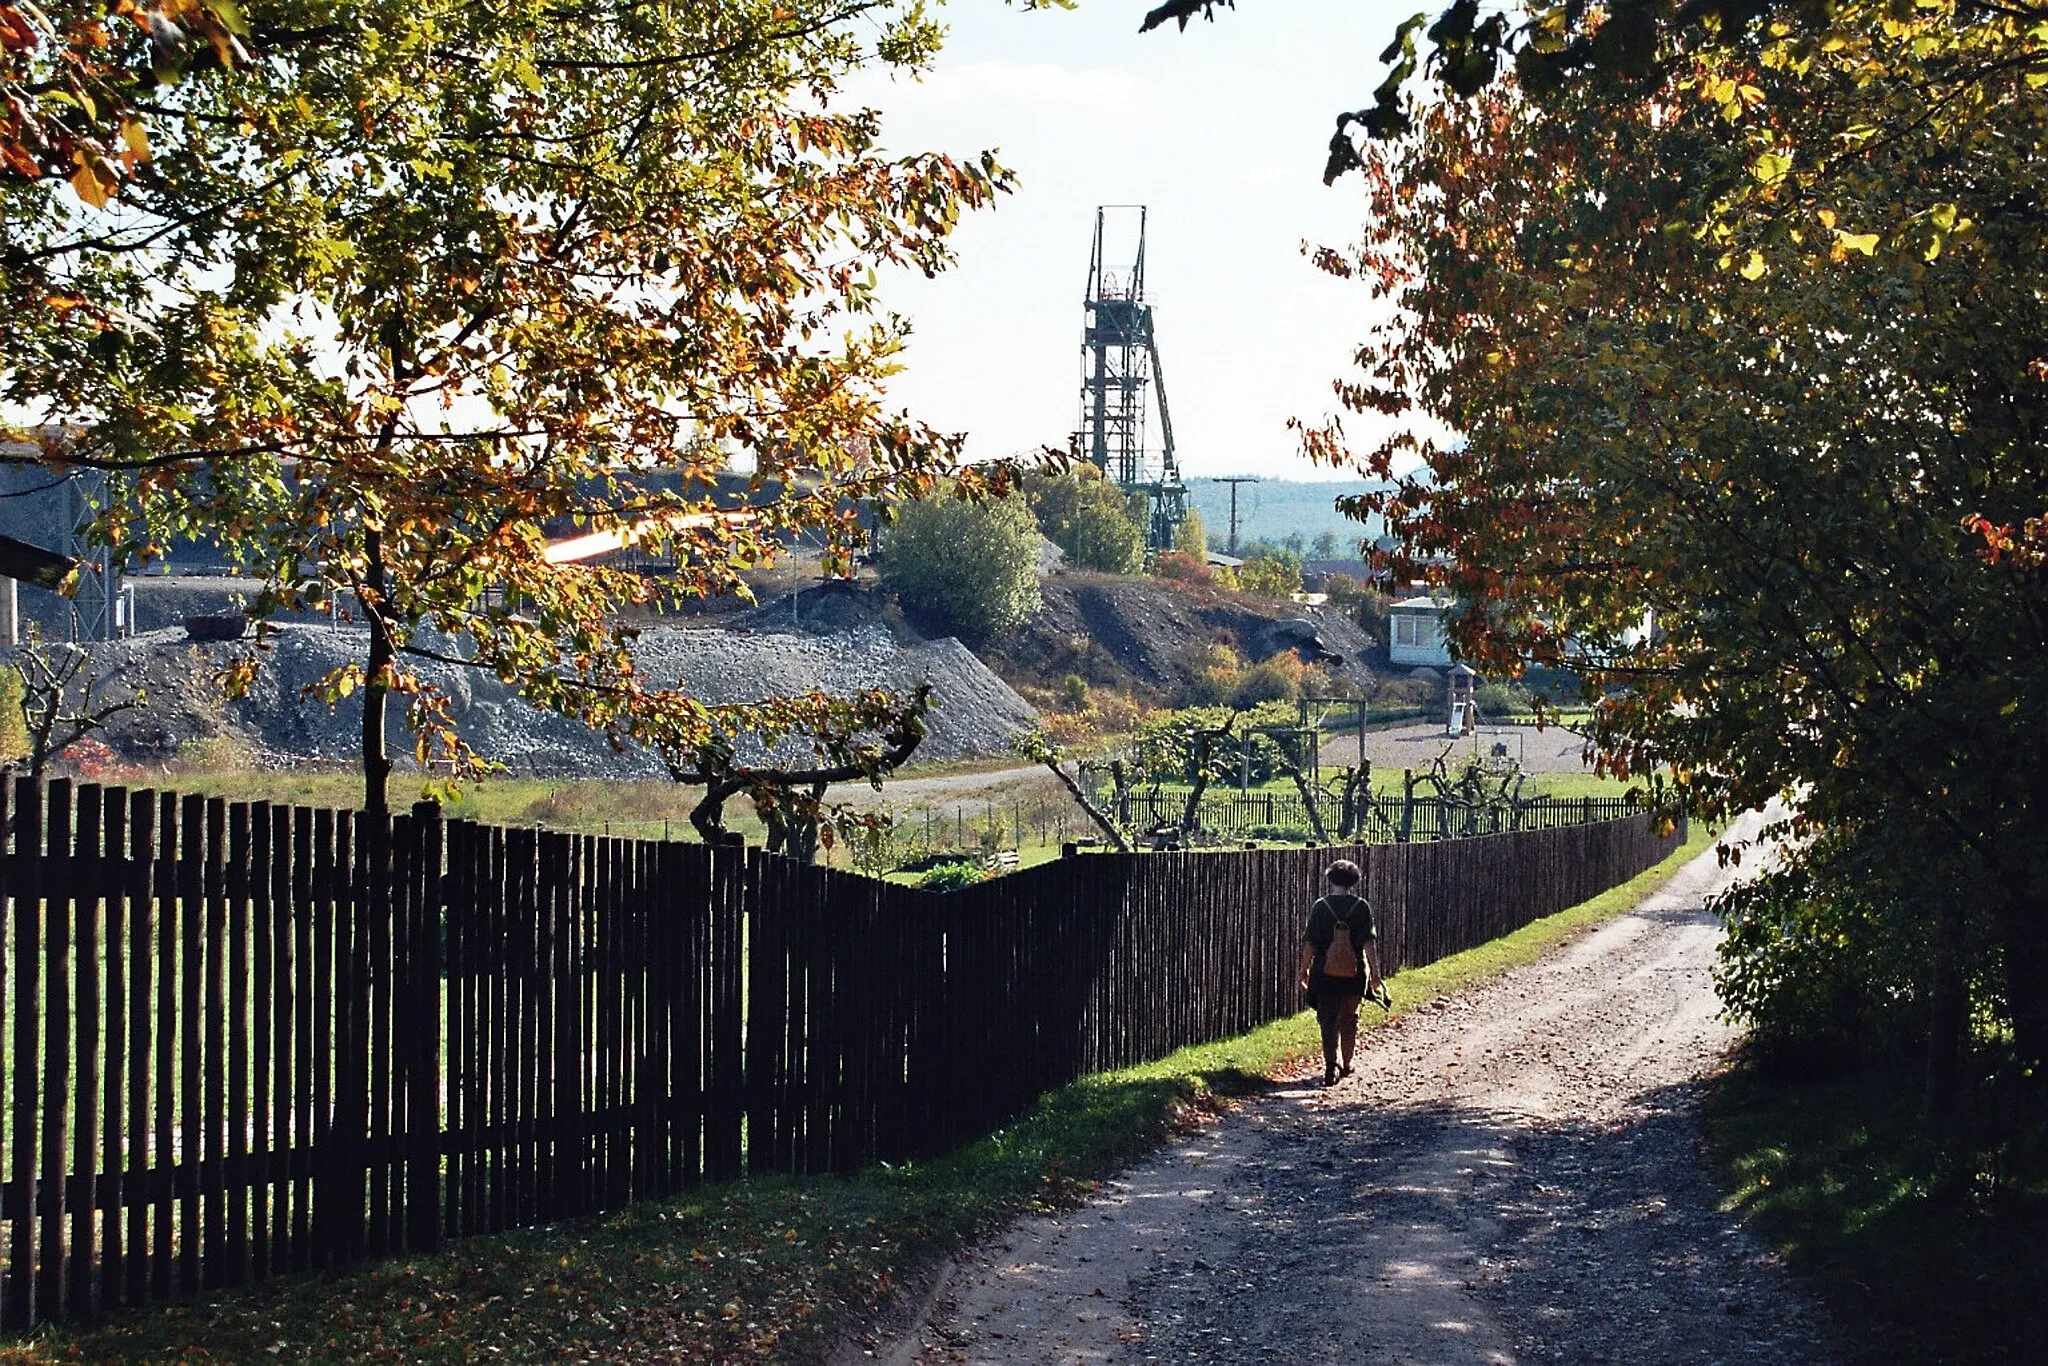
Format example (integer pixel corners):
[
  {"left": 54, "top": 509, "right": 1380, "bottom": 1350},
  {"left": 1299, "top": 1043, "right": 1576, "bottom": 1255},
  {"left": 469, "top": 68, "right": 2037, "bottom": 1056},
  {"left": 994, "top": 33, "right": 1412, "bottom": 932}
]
[
  {"left": 69, "top": 157, "right": 113, "bottom": 209},
  {"left": 1837, "top": 231, "right": 1880, "bottom": 256},
  {"left": 1817, "top": 207, "right": 1837, "bottom": 229},
  {"left": 118, "top": 118, "right": 152, "bottom": 163},
  {"left": 1739, "top": 250, "right": 1766, "bottom": 280}
]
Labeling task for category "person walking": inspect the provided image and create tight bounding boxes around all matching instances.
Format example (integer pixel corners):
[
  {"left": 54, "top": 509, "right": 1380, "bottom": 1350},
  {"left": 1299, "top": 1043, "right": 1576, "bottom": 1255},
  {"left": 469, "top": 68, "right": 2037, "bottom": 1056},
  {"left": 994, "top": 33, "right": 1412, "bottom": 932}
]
[{"left": 1298, "top": 858, "right": 1383, "bottom": 1087}]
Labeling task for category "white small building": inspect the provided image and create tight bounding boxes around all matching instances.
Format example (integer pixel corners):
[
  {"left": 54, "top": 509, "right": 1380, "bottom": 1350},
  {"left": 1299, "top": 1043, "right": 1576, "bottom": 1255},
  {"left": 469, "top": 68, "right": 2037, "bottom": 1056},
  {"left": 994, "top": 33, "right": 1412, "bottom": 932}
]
[{"left": 1387, "top": 595, "right": 1453, "bottom": 667}]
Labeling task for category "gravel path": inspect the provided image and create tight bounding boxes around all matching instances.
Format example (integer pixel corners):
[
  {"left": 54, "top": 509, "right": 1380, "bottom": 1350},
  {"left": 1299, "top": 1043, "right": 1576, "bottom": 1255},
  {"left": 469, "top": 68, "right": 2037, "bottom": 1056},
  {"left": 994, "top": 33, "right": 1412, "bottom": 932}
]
[{"left": 845, "top": 812, "right": 1836, "bottom": 1365}]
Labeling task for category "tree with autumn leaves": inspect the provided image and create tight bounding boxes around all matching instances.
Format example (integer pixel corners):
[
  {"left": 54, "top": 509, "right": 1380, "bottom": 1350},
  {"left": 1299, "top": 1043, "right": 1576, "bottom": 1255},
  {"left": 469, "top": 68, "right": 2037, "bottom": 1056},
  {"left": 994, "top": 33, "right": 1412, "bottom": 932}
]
[
  {"left": 1293, "top": 2, "right": 2048, "bottom": 1120},
  {"left": 2, "top": 0, "right": 1016, "bottom": 821}
]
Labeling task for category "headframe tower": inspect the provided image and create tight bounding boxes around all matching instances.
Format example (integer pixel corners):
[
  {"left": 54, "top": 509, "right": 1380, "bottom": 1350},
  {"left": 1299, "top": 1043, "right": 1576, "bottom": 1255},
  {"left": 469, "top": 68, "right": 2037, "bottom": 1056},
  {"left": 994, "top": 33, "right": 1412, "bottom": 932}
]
[{"left": 1077, "top": 205, "right": 1187, "bottom": 551}]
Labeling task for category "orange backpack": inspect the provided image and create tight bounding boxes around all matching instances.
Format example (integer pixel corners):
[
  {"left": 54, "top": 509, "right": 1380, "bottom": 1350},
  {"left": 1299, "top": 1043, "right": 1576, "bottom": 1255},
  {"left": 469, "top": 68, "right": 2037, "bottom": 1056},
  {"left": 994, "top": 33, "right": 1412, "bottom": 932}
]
[{"left": 1324, "top": 901, "right": 1362, "bottom": 979}]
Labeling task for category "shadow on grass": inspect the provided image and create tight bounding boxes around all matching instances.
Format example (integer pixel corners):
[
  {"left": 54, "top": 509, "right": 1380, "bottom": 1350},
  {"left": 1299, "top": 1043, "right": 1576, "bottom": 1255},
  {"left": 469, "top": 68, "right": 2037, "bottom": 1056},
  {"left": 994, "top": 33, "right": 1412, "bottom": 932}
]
[{"left": 1703, "top": 1058, "right": 2048, "bottom": 1365}]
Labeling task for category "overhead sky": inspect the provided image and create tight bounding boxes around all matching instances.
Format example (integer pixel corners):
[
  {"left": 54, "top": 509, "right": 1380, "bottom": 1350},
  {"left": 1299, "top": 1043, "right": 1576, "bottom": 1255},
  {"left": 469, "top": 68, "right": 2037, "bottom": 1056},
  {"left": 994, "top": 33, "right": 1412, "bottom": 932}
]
[{"left": 849, "top": 0, "right": 1421, "bottom": 482}]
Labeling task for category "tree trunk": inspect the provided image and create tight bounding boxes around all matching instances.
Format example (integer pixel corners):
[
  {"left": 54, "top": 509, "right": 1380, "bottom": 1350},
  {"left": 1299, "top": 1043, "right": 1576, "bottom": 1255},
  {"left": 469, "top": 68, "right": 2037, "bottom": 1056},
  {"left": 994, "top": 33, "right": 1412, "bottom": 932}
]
[
  {"left": 1279, "top": 758, "right": 1331, "bottom": 844},
  {"left": 1039, "top": 759, "right": 1130, "bottom": 853},
  {"left": 360, "top": 530, "right": 394, "bottom": 818},
  {"left": 1925, "top": 888, "right": 1966, "bottom": 1132},
  {"left": 1996, "top": 887, "right": 2048, "bottom": 1084}
]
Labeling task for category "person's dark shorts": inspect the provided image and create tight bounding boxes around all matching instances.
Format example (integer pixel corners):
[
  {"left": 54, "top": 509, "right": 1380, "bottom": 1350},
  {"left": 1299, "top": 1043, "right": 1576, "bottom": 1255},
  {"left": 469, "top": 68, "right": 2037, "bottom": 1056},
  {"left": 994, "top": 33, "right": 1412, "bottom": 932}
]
[{"left": 1310, "top": 971, "right": 1365, "bottom": 1006}]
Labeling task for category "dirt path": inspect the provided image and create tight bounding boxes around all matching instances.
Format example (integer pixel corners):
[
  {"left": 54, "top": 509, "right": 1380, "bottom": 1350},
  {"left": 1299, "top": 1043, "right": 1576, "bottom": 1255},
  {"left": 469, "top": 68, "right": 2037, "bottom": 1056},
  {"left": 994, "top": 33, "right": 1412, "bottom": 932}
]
[{"left": 842, "top": 812, "right": 1837, "bottom": 1365}]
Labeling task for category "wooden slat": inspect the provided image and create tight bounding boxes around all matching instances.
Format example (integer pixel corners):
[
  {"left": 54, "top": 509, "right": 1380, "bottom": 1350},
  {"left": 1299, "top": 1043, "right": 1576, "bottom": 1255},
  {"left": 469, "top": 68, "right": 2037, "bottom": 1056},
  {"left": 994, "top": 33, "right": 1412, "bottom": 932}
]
[
  {"left": 40, "top": 779, "right": 73, "bottom": 1316},
  {"left": 6, "top": 778, "right": 41, "bottom": 1329}
]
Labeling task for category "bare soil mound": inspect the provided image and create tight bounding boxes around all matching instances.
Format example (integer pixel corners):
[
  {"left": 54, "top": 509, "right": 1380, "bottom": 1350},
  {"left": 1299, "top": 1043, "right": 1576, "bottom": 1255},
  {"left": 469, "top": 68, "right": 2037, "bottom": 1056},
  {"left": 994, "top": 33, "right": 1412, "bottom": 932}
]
[
  {"left": 54, "top": 620, "right": 1034, "bottom": 776},
  {"left": 981, "top": 574, "right": 1380, "bottom": 703}
]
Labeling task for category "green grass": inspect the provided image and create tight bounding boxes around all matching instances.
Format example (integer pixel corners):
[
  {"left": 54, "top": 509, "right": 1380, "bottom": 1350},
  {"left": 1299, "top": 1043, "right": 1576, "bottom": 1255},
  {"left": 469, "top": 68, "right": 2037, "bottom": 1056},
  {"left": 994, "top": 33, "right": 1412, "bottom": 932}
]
[
  {"left": 1702, "top": 1059, "right": 2048, "bottom": 1364},
  {"left": 2, "top": 823, "right": 1711, "bottom": 1364}
]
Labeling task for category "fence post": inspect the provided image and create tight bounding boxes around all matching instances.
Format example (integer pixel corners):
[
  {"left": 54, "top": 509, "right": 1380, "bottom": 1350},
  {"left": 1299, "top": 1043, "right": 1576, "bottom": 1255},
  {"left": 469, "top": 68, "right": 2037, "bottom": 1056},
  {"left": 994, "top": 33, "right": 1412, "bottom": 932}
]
[
  {"left": 1399, "top": 770, "right": 1415, "bottom": 843},
  {"left": 405, "top": 802, "right": 443, "bottom": 1253},
  {"left": 317, "top": 809, "right": 371, "bottom": 1264}
]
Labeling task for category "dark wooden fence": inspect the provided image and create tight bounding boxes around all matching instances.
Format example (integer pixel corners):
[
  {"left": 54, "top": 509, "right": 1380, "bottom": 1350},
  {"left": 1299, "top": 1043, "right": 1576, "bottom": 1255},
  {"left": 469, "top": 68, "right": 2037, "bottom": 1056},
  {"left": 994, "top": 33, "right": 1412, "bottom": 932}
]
[{"left": 0, "top": 777, "right": 1684, "bottom": 1329}]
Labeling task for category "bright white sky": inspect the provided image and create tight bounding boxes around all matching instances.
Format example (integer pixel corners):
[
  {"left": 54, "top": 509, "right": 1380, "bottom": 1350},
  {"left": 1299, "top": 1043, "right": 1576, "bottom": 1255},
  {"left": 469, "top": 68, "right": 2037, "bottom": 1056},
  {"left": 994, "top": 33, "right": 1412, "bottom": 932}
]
[{"left": 849, "top": 0, "right": 1420, "bottom": 482}]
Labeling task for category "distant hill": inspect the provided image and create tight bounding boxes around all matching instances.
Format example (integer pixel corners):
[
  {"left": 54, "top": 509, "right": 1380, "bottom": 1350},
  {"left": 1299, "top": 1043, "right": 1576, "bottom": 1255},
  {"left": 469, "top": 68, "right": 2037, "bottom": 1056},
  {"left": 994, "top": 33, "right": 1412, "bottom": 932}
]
[{"left": 1181, "top": 478, "right": 1388, "bottom": 555}]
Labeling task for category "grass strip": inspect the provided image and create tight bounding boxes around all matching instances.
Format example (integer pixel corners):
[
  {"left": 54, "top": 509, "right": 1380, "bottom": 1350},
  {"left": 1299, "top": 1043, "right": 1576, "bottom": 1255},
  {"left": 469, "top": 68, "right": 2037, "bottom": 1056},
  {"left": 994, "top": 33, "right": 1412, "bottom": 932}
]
[
  {"left": 1702, "top": 1059, "right": 2048, "bottom": 1365},
  {"left": 3, "top": 824, "right": 1711, "bottom": 1364}
]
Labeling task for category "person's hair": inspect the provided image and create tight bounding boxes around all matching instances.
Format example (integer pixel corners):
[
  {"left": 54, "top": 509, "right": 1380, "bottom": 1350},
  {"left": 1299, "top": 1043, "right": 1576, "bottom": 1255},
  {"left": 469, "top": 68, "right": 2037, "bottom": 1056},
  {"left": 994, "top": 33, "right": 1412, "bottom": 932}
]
[{"left": 1325, "top": 859, "right": 1361, "bottom": 888}]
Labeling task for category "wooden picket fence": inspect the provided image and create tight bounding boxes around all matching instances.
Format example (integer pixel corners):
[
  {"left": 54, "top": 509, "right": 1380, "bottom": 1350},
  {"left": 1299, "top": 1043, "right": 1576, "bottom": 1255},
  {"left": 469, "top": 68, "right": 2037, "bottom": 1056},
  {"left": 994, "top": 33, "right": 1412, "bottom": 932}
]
[{"left": 0, "top": 777, "right": 1684, "bottom": 1329}]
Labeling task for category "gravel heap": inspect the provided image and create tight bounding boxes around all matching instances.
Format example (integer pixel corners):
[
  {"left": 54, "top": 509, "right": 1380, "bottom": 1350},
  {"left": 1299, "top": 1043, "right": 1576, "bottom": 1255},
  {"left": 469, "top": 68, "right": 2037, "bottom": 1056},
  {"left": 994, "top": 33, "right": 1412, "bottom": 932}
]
[{"left": 77, "top": 621, "right": 1036, "bottom": 776}]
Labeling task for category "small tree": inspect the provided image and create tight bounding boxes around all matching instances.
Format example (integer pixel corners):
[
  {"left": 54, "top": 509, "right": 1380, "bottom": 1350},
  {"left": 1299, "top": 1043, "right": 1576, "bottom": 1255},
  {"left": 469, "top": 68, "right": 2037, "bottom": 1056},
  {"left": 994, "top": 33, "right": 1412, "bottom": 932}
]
[
  {"left": 9, "top": 626, "right": 144, "bottom": 777},
  {"left": 881, "top": 486, "right": 1042, "bottom": 638},
  {"left": 1026, "top": 466, "right": 1145, "bottom": 574},
  {"left": 1175, "top": 507, "right": 1210, "bottom": 558}
]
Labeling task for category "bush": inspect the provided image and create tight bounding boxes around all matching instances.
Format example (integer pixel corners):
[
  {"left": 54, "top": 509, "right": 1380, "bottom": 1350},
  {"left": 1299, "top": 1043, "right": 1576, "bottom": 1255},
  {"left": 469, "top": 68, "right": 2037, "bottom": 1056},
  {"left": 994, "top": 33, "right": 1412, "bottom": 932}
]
[
  {"left": 1232, "top": 652, "right": 1308, "bottom": 706},
  {"left": 1324, "top": 574, "right": 1390, "bottom": 640},
  {"left": 1247, "top": 822, "right": 1315, "bottom": 843},
  {"left": 1151, "top": 550, "right": 1211, "bottom": 585},
  {"left": 1473, "top": 679, "right": 1534, "bottom": 716},
  {"left": 1174, "top": 508, "right": 1209, "bottom": 558},
  {"left": 1178, "top": 642, "right": 1241, "bottom": 707},
  {"left": 1236, "top": 552, "right": 1301, "bottom": 598},
  {"left": 1374, "top": 673, "right": 1443, "bottom": 709},
  {"left": 1058, "top": 673, "right": 1090, "bottom": 711},
  {"left": 918, "top": 858, "right": 987, "bottom": 891},
  {"left": 881, "top": 488, "right": 1043, "bottom": 639},
  {"left": 0, "top": 666, "right": 26, "bottom": 762},
  {"left": 171, "top": 733, "right": 255, "bottom": 773},
  {"left": 1713, "top": 830, "right": 1931, "bottom": 1073}
]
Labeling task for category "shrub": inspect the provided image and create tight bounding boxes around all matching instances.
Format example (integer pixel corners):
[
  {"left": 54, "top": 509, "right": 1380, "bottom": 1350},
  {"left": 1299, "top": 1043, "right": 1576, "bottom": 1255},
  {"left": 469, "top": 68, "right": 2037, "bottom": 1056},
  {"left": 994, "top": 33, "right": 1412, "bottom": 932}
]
[
  {"left": 1174, "top": 508, "right": 1209, "bottom": 558},
  {"left": 918, "top": 859, "right": 987, "bottom": 891},
  {"left": 1474, "top": 679, "right": 1535, "bottom": 716},
  {"left": 1178, "top": 642, "right": 1242, "bottom": 707},
  {"left": 0, "top": 666, "right": 26, "bottom": 761},
  {"left": 1151, "top": 550, "right": 1212, "bottom": 585},
  {"left": 881, "top": 488, "right": 1043, "bottom": 639},
  {"left": 172, "top": 733, "right": 255, "bottom": 774},
  {"left": 1714, "top": 830, "right": 1931, "bottom": 1074},
  {"left": 1236, "top": 552, "right": 1302, "bottom": 598},
  {"left": 1232, "top": 652, "right": 1308, "bottom": 706},
  {"left": 1324, "top": 574, "right": 1390, "bottom": 640},
  {"left": 1374, "top": 674, "right": 1443, "bottom": 709},
  {"left": 1058, "top": 673, "right": 1090, "bottom": 711},
  {"left": 1247, "top": 822, "right": 1315, "bottom": 843}
]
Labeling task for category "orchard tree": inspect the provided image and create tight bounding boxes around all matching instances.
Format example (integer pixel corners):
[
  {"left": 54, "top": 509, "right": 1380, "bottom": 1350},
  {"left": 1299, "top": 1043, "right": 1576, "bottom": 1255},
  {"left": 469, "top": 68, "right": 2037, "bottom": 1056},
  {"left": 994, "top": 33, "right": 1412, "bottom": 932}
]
[
  {"left": 1, "top": 0, "right": 1011, "bottom": 815},
  {"left": 1300, "top": 10, "right": 2048, "bottom": 1108}
]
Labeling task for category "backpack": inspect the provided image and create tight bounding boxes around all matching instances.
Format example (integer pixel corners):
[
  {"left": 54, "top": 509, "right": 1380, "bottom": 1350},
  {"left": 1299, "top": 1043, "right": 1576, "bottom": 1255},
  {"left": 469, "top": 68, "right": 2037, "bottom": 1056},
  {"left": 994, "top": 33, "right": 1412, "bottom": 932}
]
[{"left": 1323, "top": 899, "right": 1362, "bottom": 979}]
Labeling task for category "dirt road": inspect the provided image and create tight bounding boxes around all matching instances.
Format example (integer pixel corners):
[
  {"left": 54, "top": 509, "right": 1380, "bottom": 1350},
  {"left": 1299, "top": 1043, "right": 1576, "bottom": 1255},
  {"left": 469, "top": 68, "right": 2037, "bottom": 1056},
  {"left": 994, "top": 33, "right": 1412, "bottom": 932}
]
[{"left": 846, "top": 812, "right": 1836, "bottom": 1365}]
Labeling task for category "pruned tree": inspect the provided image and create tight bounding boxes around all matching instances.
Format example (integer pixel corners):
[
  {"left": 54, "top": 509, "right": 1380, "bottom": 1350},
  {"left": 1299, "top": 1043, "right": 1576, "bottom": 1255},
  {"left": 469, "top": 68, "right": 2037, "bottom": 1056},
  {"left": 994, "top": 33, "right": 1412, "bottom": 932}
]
[
  {"left": 1013, "top": 728, "right": 1131, "bottom": 853},
  {"left": 654, "top": 684, "right": 931, "bottom": 863},
  {"left": 9, "top": 625, "right": 144, "bottom": 776},
  {"left": 3, "top": 1, "right": 1013, "bottom": 815}
]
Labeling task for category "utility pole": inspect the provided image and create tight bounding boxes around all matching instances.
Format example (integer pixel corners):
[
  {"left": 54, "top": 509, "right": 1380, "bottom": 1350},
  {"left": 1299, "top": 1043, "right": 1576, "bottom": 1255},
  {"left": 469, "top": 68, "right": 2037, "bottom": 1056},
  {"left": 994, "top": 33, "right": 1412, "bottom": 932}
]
[{"left": 1216, "top": 475, "right": 1260, "bottom": 555}]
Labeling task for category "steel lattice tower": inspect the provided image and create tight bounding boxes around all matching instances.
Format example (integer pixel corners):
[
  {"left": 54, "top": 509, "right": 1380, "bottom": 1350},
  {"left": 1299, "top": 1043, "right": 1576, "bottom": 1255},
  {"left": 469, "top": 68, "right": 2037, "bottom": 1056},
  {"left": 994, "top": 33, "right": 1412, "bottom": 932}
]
[{"left": 1077, "top": 206, "right": 1186, "bottom": 551}]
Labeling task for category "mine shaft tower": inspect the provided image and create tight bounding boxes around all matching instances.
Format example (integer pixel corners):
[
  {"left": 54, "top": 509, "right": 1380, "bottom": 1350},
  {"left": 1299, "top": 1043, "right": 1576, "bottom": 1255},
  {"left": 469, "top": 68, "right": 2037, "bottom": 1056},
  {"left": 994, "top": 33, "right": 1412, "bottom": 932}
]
[{"left": 1077, "top": 205, "right": 1187, "bottom": 551}]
